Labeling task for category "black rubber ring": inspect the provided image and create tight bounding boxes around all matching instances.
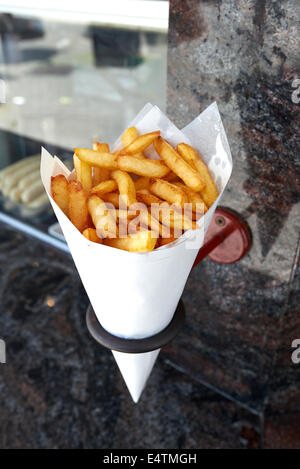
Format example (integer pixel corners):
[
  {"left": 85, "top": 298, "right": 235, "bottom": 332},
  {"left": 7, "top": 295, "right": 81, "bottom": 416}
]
[{"left": 86, "top": 300, "right": 185, "bottom": 354}]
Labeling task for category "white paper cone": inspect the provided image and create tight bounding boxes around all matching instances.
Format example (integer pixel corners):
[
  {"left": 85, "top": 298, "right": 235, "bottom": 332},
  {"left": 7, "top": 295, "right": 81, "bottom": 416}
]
[
  {"left": 112, "top": 349, "right": 160, "bottom": 403},
  {"left": 40, "top": 102, "right": 232, "bottom": 402}
]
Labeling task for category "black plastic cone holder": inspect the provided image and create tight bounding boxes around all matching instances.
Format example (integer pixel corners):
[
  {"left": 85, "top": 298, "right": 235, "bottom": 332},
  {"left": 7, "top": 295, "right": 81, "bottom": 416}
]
[{"left": 86, "top": 300, "right": 185, "bottom": 354}]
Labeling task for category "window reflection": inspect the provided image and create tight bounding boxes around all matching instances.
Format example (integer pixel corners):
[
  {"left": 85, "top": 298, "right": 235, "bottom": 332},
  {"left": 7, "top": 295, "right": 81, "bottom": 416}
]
[{"left": 0, "top": 5, "right": 168, "bottom": 227}]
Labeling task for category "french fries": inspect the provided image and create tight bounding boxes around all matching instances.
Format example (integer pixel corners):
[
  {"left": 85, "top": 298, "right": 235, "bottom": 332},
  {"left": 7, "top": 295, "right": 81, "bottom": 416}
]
[
  {"left": 74, "top": 148, "right": 118, "bottom": 170},
  {"left": 90, "top": 179, "right": 118, "bottom": 195},
  {"left": 51, "top": 174, "right": 69, "bottom": 216},
  {"left": 104, "top": 230, "right": 157, "bottom": 253},
  {"left": 173, "top": 181, "right": 207, "bottom": 213},
  {"left": 73, "top": 153, "right": 93, "bottom": 193},
  {"left": 102, "top": 192, "right": 120, "bottom": 208},
  {"left": 122, "top": 126, "right": 139, "bottom": 147},
  {"left": 129, "top": 208, "right": 162, "bottom": 238},
  {"left": 119, "top": 131, "right": 160, "bottom": 155},
  {"left": 82, "top": 228, "right": 103, "bottom": 244},
  {"left": 135, "top": 176, "right": 150, "bottom": 191},
  {"left": 157, "top": 231, "right": 176, "bottom": 247},
  {"left": 163, "top": 171, "right": 179, "bottom": 182},
  {"left": 50, "top": 127, "right": 218, "bottom": 253},
  {"left": 93, "top": 142, "right": 110, "bottom": 153},
  {"left": 136, "top": 189, "right": 163, "bottom": 206},
  {"left": 92, "top": 142, "right": 111, "bottom": 185},
  {"left": 68, "top": 181, "right": 89, "bottom": 232},
  {"left": 120, "top": 126, "right": 144, "bottom": 158},
  {"left": 79, "top": 162, "right": 93, "bottom": 193},
  {"left": 118, "top": 155, "right": 170, "bottom": 178},
  {"left": 151, "top": 203, "right": 198, "bottom": 233},
  {"left": 88, "top": 195, "right": 117, "bottom": 239},
  {"left": 111, "top": 170, "right": 137, "bottom": 207},
  {"left": 177, "top": 143, "right": 218, "bottom": 207},
  {"left": 154, "top": 137, "right": 205, "bottom": 192},
  {"left": 73, "top": 154, "right": 82, "bottom": 181},
  {"left": 112, "top": 208, "right": 137, "bottom": 221},
  {"left": 149, "top": 178, "right": 188, "bottom": 208}
]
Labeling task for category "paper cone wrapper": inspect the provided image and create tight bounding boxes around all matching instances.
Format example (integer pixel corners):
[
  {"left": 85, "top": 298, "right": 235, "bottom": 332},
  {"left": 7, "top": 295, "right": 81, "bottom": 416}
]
[
  {"left": 112, "top": 349, "right": 160, "bottom": 403},
  {"left": 40, "top": 102, "right": 232, "bottom": 402}
]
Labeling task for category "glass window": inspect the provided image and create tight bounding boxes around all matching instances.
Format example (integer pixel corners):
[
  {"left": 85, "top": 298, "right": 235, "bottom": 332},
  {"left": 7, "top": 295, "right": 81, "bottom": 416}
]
[{"left": 0, "top": 1, "right": 168, "bottom": 230}]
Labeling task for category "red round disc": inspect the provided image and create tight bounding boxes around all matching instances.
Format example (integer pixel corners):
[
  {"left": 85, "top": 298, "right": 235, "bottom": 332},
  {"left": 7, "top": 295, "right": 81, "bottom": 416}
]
[{"left": 205, "top": 207, "right": 251, "bottom": 264}]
